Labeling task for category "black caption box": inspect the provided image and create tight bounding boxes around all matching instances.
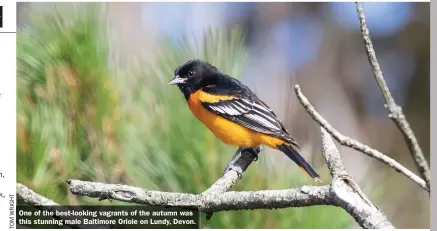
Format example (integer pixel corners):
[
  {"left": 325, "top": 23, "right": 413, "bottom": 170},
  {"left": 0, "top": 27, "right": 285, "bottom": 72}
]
[{"left": 16, "top": 205, "right": 200, "bottom": 229}]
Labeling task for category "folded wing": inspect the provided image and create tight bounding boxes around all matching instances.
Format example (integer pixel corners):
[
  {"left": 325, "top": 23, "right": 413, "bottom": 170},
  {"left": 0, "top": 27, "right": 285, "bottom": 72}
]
[{"left": 198, "top": 85, "right": 298, "bottom": 147}]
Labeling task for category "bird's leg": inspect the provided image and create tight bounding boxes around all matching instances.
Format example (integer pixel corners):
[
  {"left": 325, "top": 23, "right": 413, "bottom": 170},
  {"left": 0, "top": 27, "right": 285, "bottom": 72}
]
[
  {"left": 222, "top": 147, "right": 244, "bottom": 176},
  {"left": 246, "top": 147, "right": 260, "bottom": 161},
  {"left": 230, "top": 147, "right": 243, "bottom": 163}
]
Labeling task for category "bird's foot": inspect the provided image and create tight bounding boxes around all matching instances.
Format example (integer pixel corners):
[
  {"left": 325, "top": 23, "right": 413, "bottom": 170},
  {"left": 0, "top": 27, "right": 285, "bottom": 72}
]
[
  {"left": 221, "top": 146, "right": 261, "bottom": 178},
  {"left": 222, "top": 163, "right": 243, "bottom": 179},
  {"left": 222, "top": 147, "right": 243, "bottom": 175}
]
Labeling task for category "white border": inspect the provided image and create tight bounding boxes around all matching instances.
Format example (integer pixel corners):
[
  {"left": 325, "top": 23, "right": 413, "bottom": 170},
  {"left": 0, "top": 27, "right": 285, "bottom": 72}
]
[{"left": 0, "top": 1, "right": 16, "bottom": 230}]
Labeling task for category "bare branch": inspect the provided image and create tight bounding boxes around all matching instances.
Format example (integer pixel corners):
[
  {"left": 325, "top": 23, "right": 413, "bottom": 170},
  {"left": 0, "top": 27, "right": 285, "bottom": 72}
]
[
  {"left": 16, "top": 183, "right": 108, "bottom": 229},
  {"left": 66, "top": 148, "right": 334, "bottom": 214},
  {"left": 319, "top": 128, "right": 394, "bottom": 229},
  {"left": 321, "top": 128, "right": 347, "bottom": 178},
  {"left": 294, "top": 84, "right": 428, "bottom": 192},
  {"left": 68, "top": 179, "right": 332, "bottom": 211},
  {"left": 355, "top": 2, "right": 431, "bottom": 190},
  {"left": 64, "top": 129, "right": 394, "bottom": 228},
  {"left": 17, "top": 183, "right": 59, "bottom": 206},
  {"left": 17, "top": 126, "right": 396, "bottom": 228}
]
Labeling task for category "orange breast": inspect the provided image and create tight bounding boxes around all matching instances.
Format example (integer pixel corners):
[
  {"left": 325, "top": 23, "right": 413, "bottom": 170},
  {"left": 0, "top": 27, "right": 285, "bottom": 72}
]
[{"left": 187, "top": 90, "right": 286, "bottom": 149}]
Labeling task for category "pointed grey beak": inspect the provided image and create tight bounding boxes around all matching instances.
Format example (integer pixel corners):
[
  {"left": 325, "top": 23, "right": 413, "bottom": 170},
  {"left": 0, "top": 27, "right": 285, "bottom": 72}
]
[{"left": 168, "top": 75, "right": 187, "bottom": 85}]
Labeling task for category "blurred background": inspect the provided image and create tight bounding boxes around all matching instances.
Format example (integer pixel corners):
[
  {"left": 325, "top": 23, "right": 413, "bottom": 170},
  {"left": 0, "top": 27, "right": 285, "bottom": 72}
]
[{"left": 16, "top": 2, "right": 429, "bottom": 229}]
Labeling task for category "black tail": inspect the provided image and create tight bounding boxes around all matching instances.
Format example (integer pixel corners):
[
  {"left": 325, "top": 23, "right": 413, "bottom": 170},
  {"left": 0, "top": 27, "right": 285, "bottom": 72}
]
[{"left": 277, "top": 143, "right": 322, "bottom": 182}]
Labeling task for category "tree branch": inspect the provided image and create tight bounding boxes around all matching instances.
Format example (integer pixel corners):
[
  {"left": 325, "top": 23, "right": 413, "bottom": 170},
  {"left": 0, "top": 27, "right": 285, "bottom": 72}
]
[
  {"left": 16, "top": 183, "right": 109, "bottom": 229},
  {"left": 17, "top": 124, "right": 395, "bottom": 229},
  {"left": 18, "top": 114, "right": 397, "bottom": 229},
  {"left": 65, "top": 127, "right": 394, "bottom": 228},
  {"left": 320, "top": 128, "right": 394, "bottom": 229},
  {"left": 294, "top": 84, "right": 428, "bottom": 192},
  {"left": 17, "top": 183, "right": 59, "bottom": 206},
  {"left": 68, "top": 179, "right": 332, "bottom": 211},
  {"left": 355, "top": 2, "right": 431, "bottom": 190}
]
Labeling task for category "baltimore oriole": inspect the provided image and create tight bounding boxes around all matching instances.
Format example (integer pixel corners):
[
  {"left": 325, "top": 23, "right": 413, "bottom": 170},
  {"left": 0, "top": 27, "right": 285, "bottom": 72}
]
[{"left": 168, "top": 59, "right": 321, "bottom": 182}]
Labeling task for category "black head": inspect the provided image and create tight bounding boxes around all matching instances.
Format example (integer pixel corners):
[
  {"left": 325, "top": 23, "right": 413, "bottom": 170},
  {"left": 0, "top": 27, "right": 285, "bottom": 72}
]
[{"left": 168, "top": 59, "right": 220, "bottom": 99}]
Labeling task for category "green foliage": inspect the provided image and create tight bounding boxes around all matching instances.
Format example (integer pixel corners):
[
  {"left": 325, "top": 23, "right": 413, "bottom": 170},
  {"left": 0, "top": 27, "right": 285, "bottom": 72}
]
[{"left": 17, "top": 3, "right": 353, "bottom": 228}]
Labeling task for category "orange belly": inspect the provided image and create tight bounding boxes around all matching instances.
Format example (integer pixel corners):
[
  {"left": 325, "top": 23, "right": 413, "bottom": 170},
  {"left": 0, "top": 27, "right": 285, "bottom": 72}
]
[{"left": 188, "top": 91, "right": 285, "bottom": 149}]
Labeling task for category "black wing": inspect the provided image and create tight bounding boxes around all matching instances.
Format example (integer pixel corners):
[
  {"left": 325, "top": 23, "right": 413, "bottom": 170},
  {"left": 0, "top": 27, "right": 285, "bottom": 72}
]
[{"left": 199, "top": 84, "right": 298, "bottom": 146}]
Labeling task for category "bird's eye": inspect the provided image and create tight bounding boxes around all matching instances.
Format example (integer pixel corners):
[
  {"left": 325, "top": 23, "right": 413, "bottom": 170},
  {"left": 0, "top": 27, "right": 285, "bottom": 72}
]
[{"left": 188, "top": 71, "right": 195, "bottom": 77}]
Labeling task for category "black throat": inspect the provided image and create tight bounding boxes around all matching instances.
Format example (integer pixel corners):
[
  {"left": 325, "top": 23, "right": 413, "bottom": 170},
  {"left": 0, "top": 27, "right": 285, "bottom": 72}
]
[{"left": 177, "top": 84, "right": 194, "bottom": 100}]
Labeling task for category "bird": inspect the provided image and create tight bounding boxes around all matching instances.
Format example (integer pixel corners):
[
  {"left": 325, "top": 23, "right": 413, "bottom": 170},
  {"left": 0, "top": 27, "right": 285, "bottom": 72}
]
[{"left": 168, "top": 59, "right": 321, "bottom": 182}]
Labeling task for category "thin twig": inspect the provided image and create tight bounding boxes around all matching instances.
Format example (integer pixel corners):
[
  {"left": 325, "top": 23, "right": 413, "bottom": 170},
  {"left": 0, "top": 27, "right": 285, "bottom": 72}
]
[
  {"left": 355, "top": 2, "right": 430, "bottom": 190},
  {"left": 294, "top": 85, "right": 428, "bottom": 192}
]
